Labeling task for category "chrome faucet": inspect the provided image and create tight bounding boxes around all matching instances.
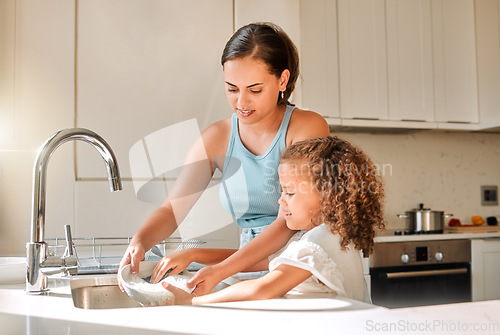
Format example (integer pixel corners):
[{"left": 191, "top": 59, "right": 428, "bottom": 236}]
[{"left": 26, "top": 128, "right": 122, "bottom": 293}]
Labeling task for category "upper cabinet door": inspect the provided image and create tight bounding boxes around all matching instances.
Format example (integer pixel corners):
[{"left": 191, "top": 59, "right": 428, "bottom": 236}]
[
  {"left": 234, "top": 0, "right": 302, "bottom": 106},
  {"left": 337, "top": 0, "right": 388, "bottom": 120},
  {"left": 300, "top": 0, "right": 340, "bottom": 118},
  {"left": 432, "top": 0, "right": 479, "bottom": 123},
  {"left": 474, "top": 0, "right": 500, "bottom": 126},
  {"left": 386, "top": 0, "right": 434, "bottom": 122},
  {"left": 77, "top": 0, "right": 233, "bottom": 179}
]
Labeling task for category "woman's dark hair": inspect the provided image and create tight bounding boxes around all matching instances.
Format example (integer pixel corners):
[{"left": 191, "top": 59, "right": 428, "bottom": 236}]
[{"left": 221, "top": 22, "right": 299, "bottom": 106}]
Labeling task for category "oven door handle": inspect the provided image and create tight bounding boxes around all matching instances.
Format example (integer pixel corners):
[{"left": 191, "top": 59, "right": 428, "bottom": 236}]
[{"left": 385, "top": 268, "right": 468, "bottom": 279}]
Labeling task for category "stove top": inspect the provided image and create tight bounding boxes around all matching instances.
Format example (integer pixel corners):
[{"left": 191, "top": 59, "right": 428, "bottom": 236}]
[
  {"left": 393, "top": 229, "right": 443, "bottom": 236},
  {"left": 376, "top": 229, "right": 445, "bottom": 237}
]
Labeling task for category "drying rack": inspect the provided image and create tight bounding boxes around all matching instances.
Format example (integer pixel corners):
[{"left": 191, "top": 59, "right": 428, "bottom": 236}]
[{"left": 45, "top": 236, "right": 205, "bottom": 274}]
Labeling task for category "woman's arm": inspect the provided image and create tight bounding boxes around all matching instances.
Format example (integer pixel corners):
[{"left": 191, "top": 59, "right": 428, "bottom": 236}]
[
  {"left": 163, "top": 264, "right": 312, "bottom": 305},
  {"left": 119, "top": 122, "right": 227, "bottom": 283}
]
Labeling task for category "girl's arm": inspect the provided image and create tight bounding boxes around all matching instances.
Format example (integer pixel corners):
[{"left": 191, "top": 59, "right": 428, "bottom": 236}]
[
  {"left": 187, "top": 215, "right": 296, "bottom": 295},
  {"left": 163, "top": 264, "right": 312, "bottom": 305},
  {"left": 150, "top": 247, "right": 270, "bottom": 283}
]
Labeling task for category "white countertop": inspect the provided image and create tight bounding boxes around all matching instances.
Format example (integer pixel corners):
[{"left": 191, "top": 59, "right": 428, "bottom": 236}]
[
  {"left": 374, "top": 229, "right": 500, "bottom": 243},
  {"left": 1, "top": 281, "right": 499, "bottom": 334},
  {"left": 2, "top": 230, "right": 500, "bottom": 334}
]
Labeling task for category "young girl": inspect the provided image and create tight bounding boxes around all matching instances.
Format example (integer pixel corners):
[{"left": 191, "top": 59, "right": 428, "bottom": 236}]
[{"left": 160, "top": 136, "right": 385, "bottom": 304}]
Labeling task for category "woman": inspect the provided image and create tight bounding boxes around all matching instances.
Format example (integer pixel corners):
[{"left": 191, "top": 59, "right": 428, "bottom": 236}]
[{"left": 119, "top": 22, "right": 330, "bottom": 289}]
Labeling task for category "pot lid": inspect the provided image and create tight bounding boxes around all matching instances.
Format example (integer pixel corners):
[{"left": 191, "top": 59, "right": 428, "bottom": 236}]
[{"left": 412, "top": 203, "right": 431, "bottom": 211}]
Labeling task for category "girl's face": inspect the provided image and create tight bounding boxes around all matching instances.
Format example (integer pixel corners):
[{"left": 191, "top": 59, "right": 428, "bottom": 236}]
[
  {"left": 278, "top": 162, "right": 321, "bottom": 231},
  {"left": 223, "top": 57, "right": 289, "bottom": 123}
]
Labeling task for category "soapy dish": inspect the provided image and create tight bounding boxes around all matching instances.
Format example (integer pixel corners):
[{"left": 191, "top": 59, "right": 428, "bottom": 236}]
[{"left": 119, "top": 260, "right": 194, "bottom": 306}]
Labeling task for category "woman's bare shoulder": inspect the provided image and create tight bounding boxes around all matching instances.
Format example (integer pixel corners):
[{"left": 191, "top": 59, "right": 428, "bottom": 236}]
[
  {"left": 201, "top": 117, "right": 232, "bottom": 155},
  {"left": 287, "top": 108, "right": 330, "bottom": 144}
]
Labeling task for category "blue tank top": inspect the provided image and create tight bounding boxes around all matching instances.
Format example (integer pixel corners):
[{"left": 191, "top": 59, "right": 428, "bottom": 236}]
[{"left": 219, "top": 105, "right": 295, "bottom": 229}]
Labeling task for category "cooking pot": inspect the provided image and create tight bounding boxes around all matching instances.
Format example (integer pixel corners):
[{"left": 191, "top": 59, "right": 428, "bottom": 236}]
[{"left": 397, "top": 203, "right": 453, "bottom": 233}]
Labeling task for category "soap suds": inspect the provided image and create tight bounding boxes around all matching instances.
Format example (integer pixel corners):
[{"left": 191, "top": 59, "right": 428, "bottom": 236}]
[{"left": 125, "top": 271, "right": 194, "bottom": 306}]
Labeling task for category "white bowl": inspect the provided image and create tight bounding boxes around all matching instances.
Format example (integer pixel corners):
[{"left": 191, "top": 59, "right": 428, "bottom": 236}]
[
  {"left": 0, "top": 257, "right": 26, "bottom": 285},
  {"left": 119, "top": 260, "right": 194, "bottom": 306}
]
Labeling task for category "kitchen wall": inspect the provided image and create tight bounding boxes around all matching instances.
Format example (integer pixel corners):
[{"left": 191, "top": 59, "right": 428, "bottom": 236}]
[
  {"left": 0, "top": 0, "right": 77, "bottom": 255},
  {"left": 1, "top": 0, "right": 499, "bottom": 256},
  {"left": 337, "top": 130, "right": 500, "bottom": 230}
]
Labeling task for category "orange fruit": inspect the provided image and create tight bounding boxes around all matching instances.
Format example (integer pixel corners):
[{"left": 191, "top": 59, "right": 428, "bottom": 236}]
[{"left": 471, "top": 216, "right": 485, "bottom": 226}]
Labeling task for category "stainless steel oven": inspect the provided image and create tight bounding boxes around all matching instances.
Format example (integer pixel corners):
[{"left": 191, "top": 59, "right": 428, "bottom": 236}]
[{"left": 370, "top": 239, "right": 471, "bottom": 308}]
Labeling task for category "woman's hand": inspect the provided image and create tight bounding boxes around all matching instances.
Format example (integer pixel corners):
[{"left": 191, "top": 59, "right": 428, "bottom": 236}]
[
  {"left": 150, "top": 249, "right": 194, "bottom": 284},
  {"left": 186, "top": 265, "right": 224, "bottom": 296},
  {"left": 117, "top": 244, "right": 146, "bottom": 291},
  {"left": 161, "top": 282, "right": 195, "bottom": 305}
]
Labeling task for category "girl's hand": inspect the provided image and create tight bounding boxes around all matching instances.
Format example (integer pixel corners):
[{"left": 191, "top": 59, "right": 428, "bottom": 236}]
[
  {"left": 118, "top": 244, "right": 146, "bottom": 291},
  {"left": 150, "top": 249, "right": 194, "bottom": 284},
  {"left": 162, "top": 282, "right": 195, "bottom": 305},
  {"left": 187, "top": 265, "right": 223, "bottom": 296}
]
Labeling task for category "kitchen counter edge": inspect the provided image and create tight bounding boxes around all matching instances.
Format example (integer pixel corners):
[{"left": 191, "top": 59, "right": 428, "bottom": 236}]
[{"left": 375, "top": 230, "right": 500, "bottom": 243}]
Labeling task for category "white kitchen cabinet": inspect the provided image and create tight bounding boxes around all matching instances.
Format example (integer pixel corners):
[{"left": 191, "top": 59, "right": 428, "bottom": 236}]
[
  {"left": 386, "top": 0, "right": 434, "bottom": 122},
  {"left": 474, "top": 0, "right": 500, "bottom": 128},
  {"left": 74, "top": 0, "right": 237, "bottom": 242},
  {"left": 337, "top": 0, "right": 388, "bottom": 120},
  {"left": 77, "top": 0, "right": 234, "bottom": 180},
  {"left": 234, "top": 0, "right": 302, "bottom": 107},
  {"left": 300, "top": 0, "right": 498, "bottom": 130},
  {"left": 337, "top": 0, "right": 477, "bottom": 124},
  {"left": 234, "top": 0, "right": 301, "bottom": 44},
  {"left": 299, "top": 0, "right": 339, "bottom": 118},
  {"left": 471, "top": 238, "right": 500, "bottom": 301},
  {"left": 432, "top": 0, "right": 479, "bottom": 124},
  {"left": 318, "top": 0, "right": 435, "bottom": 123}
]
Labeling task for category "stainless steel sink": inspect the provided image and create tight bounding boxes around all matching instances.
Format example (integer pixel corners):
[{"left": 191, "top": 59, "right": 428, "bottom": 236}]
[{"left": 70, "top": 276, "right": 141, "bottom": 309}]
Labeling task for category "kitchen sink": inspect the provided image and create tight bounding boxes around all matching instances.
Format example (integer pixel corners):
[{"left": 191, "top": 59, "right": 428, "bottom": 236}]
[
  {"left": 70, "top": 276, "right": 141, "bottom": 309},
  {"left": 68, "top": 272, "right": 250, "bottom": 309}
]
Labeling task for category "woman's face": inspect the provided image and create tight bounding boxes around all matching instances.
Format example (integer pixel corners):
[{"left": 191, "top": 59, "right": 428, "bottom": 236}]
[
  {"left": 278, "top": 162, "right": 321, "bottom": 231},
  {"left": 223, "top": 57, "right": 289, "bottom": 123}
]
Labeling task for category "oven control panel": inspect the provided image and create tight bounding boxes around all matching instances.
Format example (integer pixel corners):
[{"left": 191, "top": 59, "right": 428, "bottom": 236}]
[
  {"left": 370, "top": 239, "right": 471, "bottom": 268},
  {"left": 399, "top": 246, "right": 441, "bottom": 264}
]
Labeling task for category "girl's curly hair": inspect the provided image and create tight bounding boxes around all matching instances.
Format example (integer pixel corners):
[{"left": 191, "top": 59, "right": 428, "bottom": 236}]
[{"left": 281, "top": 136, "right": 386, "bottom": 257}]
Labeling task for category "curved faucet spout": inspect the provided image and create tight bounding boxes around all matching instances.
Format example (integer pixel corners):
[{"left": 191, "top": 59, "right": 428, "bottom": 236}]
[
  {"left": 27, "top": 128, "right": 122, "bottom": 293},
  {"left": 31, "top": 128, "right": 122, "bottom": 243}
]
